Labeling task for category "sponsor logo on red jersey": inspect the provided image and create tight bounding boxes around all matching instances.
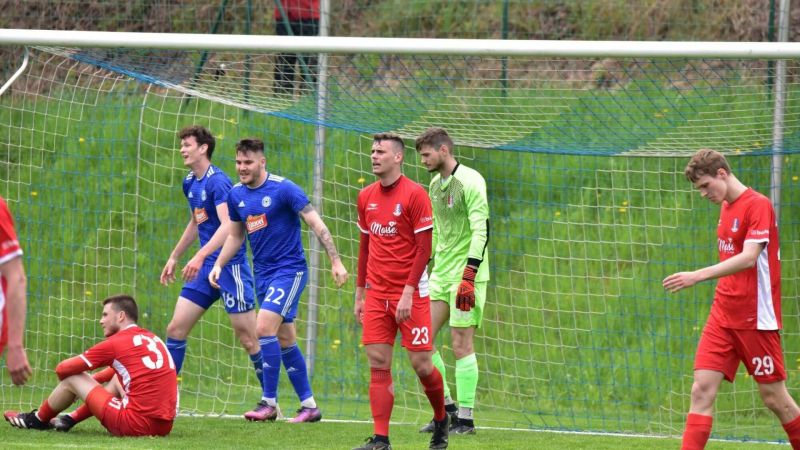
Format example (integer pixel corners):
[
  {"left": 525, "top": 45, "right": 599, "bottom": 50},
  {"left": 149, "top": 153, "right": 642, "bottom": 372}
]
[
  {"left": 718, "top": 238, "right": 735, "bottom": 254},
  {"left": 370, "top": 221, "right": 398, "bottom": 237}
]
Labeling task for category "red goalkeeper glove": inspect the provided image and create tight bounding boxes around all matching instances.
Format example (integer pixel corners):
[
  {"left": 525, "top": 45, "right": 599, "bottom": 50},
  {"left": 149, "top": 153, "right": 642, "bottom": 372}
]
[{"left": 456, "top": 265, "right": 477, "bottom": 312}]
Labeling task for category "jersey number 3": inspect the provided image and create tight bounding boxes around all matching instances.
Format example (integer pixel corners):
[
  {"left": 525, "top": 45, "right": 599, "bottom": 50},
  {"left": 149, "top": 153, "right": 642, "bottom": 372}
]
[{"left": 133, "top": 334, "right": 175, "bottom": 370}]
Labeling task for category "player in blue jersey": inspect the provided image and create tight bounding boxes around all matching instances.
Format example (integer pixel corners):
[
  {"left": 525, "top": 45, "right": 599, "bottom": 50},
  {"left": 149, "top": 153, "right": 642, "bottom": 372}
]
[
  {"left": 210, "top": 137, "right": 348, "bottom": 423},
  {"left": 159, "top": 126, "right": 262, "bottom": 395}
]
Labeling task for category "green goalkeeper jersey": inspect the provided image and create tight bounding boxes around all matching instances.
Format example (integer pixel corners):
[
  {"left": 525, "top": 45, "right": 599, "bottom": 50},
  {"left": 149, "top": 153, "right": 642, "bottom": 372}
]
[{"left": 429, "top": 162, "right": 490, "bottom": 283}]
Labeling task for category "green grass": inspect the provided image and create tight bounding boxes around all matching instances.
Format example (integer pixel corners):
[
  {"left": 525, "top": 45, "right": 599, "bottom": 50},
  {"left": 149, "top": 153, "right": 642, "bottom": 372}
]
[{"left": 0, "top": 417, "right": 785, "bottom": 450}]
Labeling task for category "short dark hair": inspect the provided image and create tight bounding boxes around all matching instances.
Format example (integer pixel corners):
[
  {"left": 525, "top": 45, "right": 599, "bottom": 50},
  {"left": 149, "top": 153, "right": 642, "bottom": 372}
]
[
  {"left": 373, "top": 132, "right": 405, "bottom": 153},
  {"left": 178, "top": 125, "right": 216, "bottom": 160},
  {"left": 685, "top": 149, "right": 731, "bottom": 182},
  {"left": 236, "top": 138, "right": 265, "bottom": 154},
  {"left": 415, "top": 127, "right": 453, "bottom": 153},
  {"left": 102, "top": 294, "right": 139, "bottom": 322}
]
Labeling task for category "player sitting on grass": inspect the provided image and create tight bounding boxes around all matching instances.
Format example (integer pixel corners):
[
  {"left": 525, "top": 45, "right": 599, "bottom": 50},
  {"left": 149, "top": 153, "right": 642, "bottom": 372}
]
[{"left": 4, "top": 294, "right": 177, "bottom": 437}]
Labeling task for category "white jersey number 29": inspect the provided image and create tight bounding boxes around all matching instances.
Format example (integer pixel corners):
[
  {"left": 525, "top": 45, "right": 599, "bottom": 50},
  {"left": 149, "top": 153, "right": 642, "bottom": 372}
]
[{"left": 752, "top": 355, "right": 775, "bottom": 376}]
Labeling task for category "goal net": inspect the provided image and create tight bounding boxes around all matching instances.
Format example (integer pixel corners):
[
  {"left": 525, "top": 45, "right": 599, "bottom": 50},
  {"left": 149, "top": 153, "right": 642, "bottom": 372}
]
[{"left": 1, "top": 40, "right": 800, "bottom": 443}]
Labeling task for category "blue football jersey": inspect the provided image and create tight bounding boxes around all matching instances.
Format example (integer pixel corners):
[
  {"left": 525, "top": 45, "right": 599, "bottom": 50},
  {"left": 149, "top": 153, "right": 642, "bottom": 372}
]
[
  {"left": 227, "top": 173, "right": 310, "bottom": 275},
  {"left": 182, "top": 165, "right": 247, "bottom": 265}
]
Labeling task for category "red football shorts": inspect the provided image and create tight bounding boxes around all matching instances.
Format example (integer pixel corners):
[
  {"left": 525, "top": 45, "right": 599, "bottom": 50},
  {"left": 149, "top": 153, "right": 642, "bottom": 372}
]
[
  {"left": 362, "top": 291, "right": 433, "bottom": 351},
  {"left": 694, "top": 314, "right": 786, "bottom": 383},
  {"left": 86, "top": 386, "right": 173, "bottom": 437}
]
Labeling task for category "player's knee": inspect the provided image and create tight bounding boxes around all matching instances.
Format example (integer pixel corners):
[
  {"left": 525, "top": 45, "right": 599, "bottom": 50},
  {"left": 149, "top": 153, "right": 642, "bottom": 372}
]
[
  {"left": 235, "top": 331, "right": 259, "bottom": 353},
  {"left": 690, "top": 381, "right": 716, "bottom": 406},
  {"left": 409, "top": 355, "right": 434, "bottom": 377},
  {"left": 166, "top": 320, "right": 189, "bottom": 340},
  {"left": 452, "top": 340, "right": 474, "bottom": 359},
  {"left": 366, "top": 349, "right": 391, "bottom": 369},
  {"left": 277, "top": 335, "right": 296, "bottom": 348}
]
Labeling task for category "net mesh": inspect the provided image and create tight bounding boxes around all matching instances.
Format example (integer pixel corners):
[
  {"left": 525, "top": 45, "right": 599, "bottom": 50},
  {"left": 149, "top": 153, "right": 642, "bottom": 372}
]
[{"left": 0, "top": 43, "right": 800, "bottom": 443}]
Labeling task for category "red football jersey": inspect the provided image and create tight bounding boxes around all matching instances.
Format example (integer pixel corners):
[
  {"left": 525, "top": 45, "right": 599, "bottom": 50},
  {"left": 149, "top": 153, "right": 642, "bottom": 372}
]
[
  {"left": 273, "top": 0, "right": 319, "bottom": 20},
  {"left": 357, "top": 176, "right": 433, "bottom": 297},
  {"left": 0, "top": 196, "right": 22, "bottom": 352},
  {"left": 709, "top": 188, "right": 781, "bottom": 330},
  {"left": 80, "top": 325, "right": 177, "bottom": 421}
]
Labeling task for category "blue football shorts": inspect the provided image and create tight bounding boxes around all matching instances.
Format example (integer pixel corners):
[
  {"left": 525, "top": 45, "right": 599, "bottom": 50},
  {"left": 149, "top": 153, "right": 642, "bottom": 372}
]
[
  {"left": 255, "top": 269, "right": 308, "bottom": 322},
  {"left": 181, "top": 261, "right": 256, "bottom": 314}
]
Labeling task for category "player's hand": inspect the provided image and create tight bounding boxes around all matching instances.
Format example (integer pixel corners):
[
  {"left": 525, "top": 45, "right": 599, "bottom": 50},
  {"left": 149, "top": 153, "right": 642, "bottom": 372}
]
[
  {"left": 331, "top": 259, "right": 349, "bottom": 288},
  {"left": 663, "top": 271, "right": 699, "bottom": 293},
  {"left": 5, "top": 345, "right": 31, "bottom": 386},
  {"left": 181, "top": 253, "right": 204, "bottom": 282},
  {"left": 354, "top": 298, "right": 364, "bottom": 325},
  {"left": 160, "top": 258, "right": 178, "bottom": 285},
  {"left": 208, "top": 265, "right": 222, "bottom": 289},
  {"left": 396, "top": 292, "right": 412, "bottom": 323},
  {"left": 456, "top": 265, "right": 477, "bottom": 312}
]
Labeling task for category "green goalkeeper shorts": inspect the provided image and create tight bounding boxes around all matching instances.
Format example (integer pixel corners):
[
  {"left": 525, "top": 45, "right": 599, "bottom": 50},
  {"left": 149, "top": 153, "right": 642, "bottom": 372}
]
[{"left": 429, "top": 279, "right": 487, "bottom": 329}]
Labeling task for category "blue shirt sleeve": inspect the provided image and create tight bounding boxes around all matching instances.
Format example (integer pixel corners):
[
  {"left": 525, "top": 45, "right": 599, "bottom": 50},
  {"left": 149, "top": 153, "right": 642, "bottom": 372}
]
[
  {"left": 182, "top": 175, "right": 191, "bottom": 198},
  {"left": 227, "top": 187, "right": 242, "bottom": 222},
  {"left": 282, "top": 180, "right": 311, "bottom": 213},
  {"left": 207, "top": 173, "right": 233, "bottom": 207}
]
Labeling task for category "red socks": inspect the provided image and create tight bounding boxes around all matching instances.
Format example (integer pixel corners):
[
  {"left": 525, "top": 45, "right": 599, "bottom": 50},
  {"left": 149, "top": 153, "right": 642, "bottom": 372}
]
[
  {"left": 69, "top": 404, "right": 92, "bottom": 423},
  {"left": 782, "top": 415, "right": 800, "bottom": 449},
  {"left": 681, "top": 413, "right": 712, "bottom": 450},
  {"left": 36, "top": 399, "right": 57, "bottom": 423},
  {"left": 369, "top": 368, "right": 393, "bottom": 436},
  {"left": 419, "top": 368, "right": 446, "bottom": 421}
]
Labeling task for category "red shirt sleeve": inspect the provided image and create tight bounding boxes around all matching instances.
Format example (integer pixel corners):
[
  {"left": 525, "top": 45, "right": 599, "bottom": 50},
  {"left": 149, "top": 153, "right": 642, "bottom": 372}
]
[
  {"left": 744, "top": 196, "right": 773, "bottom": 244},
  {"left": 356, "top": 189, "right": 368, "bottom": 233},
  {"left": 404, "top": 186, "right": 432, "bottom": 286},
  {"left": 405, "top": 229, "right": 432, "bottom": 287},
  {"left": 408, "top": 186, "right": 433, "bottom": 234},
  {"left": 357, "top": 231, "right": 369, "bottom": 288},
  {"left": 0, "top": 197, "right": 22, "bottom": 265},
  {"left": 80, "top": 337, "right": 116, "bottom": 370},
  {"left": 356, "top": 189, "right": 370, "bottom": 288}
]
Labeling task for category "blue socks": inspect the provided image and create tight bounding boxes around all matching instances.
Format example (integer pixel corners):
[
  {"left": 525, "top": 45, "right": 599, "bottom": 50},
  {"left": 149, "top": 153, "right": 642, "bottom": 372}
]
[
  {"left": 260, "top": 336, "right": 281, "bottom": 400},
  {"left": 166, "top": 337, "right": 187, "bottom": 375},
  {"left": 281, "top": 344, "right": 312, "bottom": 402},
  {"left": 249, "top": 351, "right": 265, "bottom": 390}
]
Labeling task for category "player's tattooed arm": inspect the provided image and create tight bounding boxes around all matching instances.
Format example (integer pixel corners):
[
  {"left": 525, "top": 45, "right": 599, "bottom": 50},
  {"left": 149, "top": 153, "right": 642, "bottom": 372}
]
[
  {"left": 300, "top": 203, "right": 349, "bottom": 287},
  {"left": 300, "top": 204, "right": 340, "bottom": 261}
]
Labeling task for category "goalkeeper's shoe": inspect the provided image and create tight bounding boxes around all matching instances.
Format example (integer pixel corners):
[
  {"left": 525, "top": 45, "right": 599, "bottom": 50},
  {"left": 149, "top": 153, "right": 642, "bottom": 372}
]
[
  {"left": 351, "top": 435, "right": 392, "bottom": 450},
  {"left": 429, "top": 414, "right": 450, "bottom": 449},
  {"left": 243, "top": 400, "right": 278, "bottom": 421},
  {"left": 50, "top": 414, "right": 77, "bottom": 432},
  {"left": 4, "top": 410, "right": 51, "bottom": 430},
  {"left": 450, "top": 417, "right": 476, "bottom": 434},
  {"left": 419, "top": 405, "right": 457, "bottom": 433}
]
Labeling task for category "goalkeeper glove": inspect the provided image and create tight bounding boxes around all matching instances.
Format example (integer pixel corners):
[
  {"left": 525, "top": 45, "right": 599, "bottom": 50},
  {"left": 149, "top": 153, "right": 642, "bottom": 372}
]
[{"left": 456, "top": 265, "right": 477, "bottom": 312}]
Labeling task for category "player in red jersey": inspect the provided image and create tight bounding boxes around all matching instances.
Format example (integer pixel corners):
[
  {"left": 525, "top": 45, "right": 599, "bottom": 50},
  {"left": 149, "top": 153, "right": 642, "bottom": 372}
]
[
  {"left": 663, "top": 149, "right": 800, "bottom": 450},
  {"left": 4, "top": 294, "right": 177, "bottom": 437},
  {"left": 352, "top": 133, "right": 448, "bottom": 450},
  {"left": 0, "top": 195, "right": 31, "bottom": 386}
]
